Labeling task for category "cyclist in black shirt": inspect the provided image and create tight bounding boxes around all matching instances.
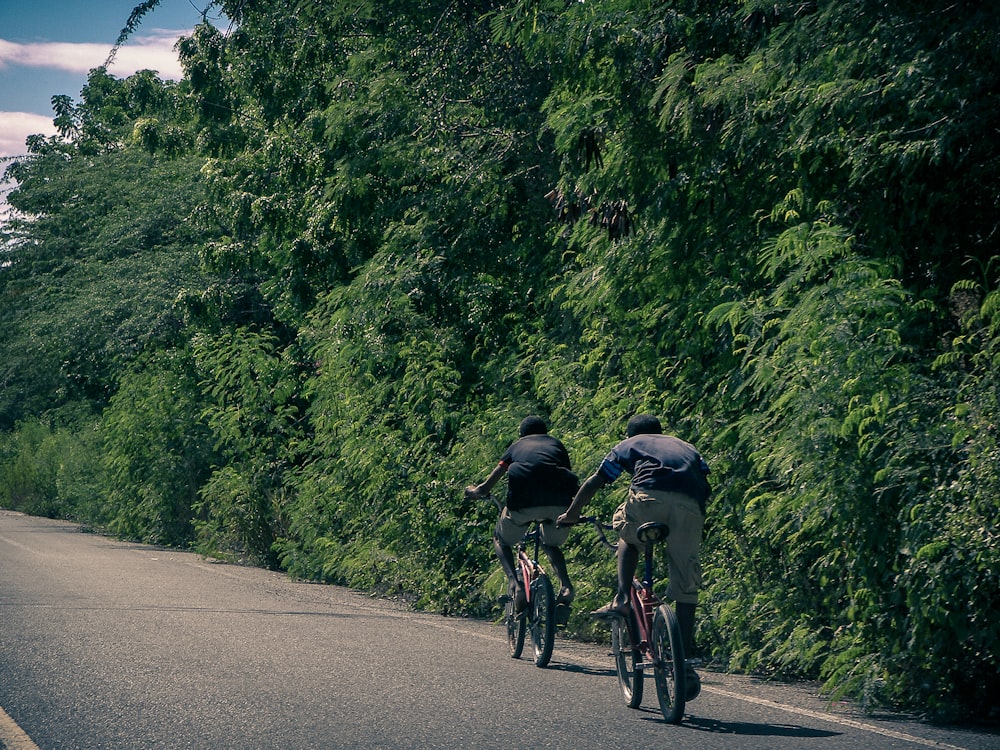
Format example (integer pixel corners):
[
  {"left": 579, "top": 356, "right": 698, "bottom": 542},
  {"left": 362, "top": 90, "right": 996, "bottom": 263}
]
[{"left": 466, "top": 416, "right": 579, "bottom": 611}]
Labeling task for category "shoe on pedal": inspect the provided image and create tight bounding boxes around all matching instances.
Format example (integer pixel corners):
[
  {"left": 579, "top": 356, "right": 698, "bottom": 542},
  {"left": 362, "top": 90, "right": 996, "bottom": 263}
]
[
  {"left": 684, "top": 662, "right": 701, "bottom": 701},
  {"left": 590, "top": 601, "right": 629, "bottom": 621},
  {"left": 554, "top": 602, "right": 571, "bottom": 628}
]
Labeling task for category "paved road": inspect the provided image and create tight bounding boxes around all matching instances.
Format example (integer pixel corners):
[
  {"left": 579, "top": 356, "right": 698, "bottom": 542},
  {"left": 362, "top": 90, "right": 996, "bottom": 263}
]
[{"left": 1, "top": 510, "right": 995, "bottom": 750}]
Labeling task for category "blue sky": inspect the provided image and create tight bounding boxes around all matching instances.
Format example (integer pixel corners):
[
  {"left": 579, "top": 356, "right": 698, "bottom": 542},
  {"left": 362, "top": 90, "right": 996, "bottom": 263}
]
[{"left": 0, "top": 0, "right": 226, "bottom": 159}]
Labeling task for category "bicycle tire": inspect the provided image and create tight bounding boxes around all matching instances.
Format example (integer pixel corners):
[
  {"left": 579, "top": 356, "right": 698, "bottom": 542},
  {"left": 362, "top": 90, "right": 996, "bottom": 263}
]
[
  {"left": 611, "top": 615, "right": 643, "bottom": 708},
  {"left": 529, "top": 573, "right": 555, "bottom": 667},
  {"left": 651, "top": 604, "right": 686, "bottom": 724},
  {"left": 506, "top": 577, "right": 526, "bottom": 659}
]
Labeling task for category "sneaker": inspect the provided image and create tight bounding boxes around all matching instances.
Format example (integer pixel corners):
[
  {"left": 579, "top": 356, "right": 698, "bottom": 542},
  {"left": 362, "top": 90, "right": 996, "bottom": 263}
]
[
  {"left": 511, "top": 580, "right": 527, "bottom": 613},
  {"left": 590, "top": 601, "right": 630, "bottom": 621},
  {"left": 684, "top": 662, "right": 701, "bottom": 701}
]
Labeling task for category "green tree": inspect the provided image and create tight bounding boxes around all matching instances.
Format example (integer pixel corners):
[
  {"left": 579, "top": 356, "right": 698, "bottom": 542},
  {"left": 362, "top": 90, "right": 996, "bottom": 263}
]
[
  {"left": 191, "top": 327, "right": 302, "bottom": 567},
  {"left": 0, "top": 412, "right": 104, "bottom": 521},
  {"left": 1, "top": 70, "right": 210, "bottom": 427},
  {"left": 101, "top": 349, "right": 215, "bottom": 545}
]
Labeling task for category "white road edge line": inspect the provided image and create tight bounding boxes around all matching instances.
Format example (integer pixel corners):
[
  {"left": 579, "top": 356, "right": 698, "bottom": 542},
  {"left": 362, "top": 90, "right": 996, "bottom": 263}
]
[
  {"left": 0, "top": 704, "right": 41, "bottom": 750},
  {"left": 423, "top": 616, "right": 971, "bottom": 750},
  {"left": 707, "top": 686, "right": 969, "bottom": 750}
]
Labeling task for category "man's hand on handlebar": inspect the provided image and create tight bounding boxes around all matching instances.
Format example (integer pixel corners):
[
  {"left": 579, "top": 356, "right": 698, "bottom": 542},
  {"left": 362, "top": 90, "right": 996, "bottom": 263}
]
[{"left": 467, "top": 484, "right": 504, "bottom": 510}]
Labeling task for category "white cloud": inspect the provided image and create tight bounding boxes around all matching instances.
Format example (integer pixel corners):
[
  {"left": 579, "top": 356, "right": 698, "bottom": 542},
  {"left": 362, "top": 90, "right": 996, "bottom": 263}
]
[
  {"left": 0, "top": 29, "right": 192, "bottom": 220},
  {"left": 0, "top": 111, "right": 59, "bottom": 159},
  {"left": 106, "top": 30, "right": 189, "bottom": 80},
  {"left": 0, "top": 31, "right": 189, "bottom": 157},
  {"left": 1, "top": 112, "right": 60, "bottom": 224},
  {"left": 0, "top": 29, "right": 188, "bottom": 80}
]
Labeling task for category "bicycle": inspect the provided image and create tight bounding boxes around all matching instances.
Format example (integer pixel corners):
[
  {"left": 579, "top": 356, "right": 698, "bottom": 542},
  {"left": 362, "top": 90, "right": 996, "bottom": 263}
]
[
  {"left": 501, "top": 518, "right": 560, "bottom": 668},
  {"left": 576, "top": 516, "right": 688, "bottom": 723}
]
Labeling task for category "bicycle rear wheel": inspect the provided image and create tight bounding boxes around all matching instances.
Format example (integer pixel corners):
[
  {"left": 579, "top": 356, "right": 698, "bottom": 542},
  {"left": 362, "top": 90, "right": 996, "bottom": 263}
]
[
  {"left": 505, "top": 578, "right": 526, "bottom": 659},
  {"left": 651, "top": 604, "right": 686, "bottom": 723},
  {"left": 611, "top": 615, "right": 643, "bottom": 708},
  {"left": 529, "top": 573, "right": 555, "bottom": 667}
]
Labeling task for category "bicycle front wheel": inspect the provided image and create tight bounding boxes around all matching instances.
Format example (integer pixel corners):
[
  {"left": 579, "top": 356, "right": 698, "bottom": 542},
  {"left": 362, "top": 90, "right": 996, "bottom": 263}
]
[
  {"left": 651, "top": 604, "right": 686, "bottom": 723},
  {"left": 529, "top": 574, "right": 555, "bottom": 667},
  {"left": 611, "top": 615, "right": 643, "bottom": 708},
  {"left": 505, "top": 578, "right": 526, "bottom": 659}
]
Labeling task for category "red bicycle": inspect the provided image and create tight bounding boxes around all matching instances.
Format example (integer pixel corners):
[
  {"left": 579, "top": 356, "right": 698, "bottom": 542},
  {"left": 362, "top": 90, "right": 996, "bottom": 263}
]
[
  {"left": 502, "top": 519, "right": 558, "bottom": 668},
  {"left": 578, "top": 516, "right": 688, "bottom": 723}
]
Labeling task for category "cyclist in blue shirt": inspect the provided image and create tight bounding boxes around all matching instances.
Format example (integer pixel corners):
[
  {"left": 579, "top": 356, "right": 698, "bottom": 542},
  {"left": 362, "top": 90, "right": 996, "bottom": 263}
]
[
  {"left": 466, "top": 416, "right": 579, "bottom": 612},
  {"left": 558, "top": 413, "right": 709, "bottom": 699}
]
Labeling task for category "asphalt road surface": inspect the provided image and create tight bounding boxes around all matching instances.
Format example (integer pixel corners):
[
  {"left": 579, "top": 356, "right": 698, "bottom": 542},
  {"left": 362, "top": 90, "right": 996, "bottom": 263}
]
[{"left": 1, "top": 510, "right": 995, "bottom": 750}]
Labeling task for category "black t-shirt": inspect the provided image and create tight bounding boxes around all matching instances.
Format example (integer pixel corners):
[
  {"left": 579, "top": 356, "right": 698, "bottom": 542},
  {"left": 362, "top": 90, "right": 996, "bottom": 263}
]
[{"left": 499, "top": 434, "right": 579, "bottom": 511}]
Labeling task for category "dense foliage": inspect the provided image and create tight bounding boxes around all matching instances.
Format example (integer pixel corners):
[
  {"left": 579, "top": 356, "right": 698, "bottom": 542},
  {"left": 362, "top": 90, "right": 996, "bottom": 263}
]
[{"left": 2, "top": 0, "right": 997, "bottom": 720}]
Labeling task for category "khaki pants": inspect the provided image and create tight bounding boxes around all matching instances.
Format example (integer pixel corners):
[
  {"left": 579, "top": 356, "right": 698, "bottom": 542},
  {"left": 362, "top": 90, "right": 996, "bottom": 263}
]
[
  {"left": 495, "top": 505, "right": 572, "bottom": 547},
  {"left": 612, "top": 487, "right": 704, "bottom": 605}
]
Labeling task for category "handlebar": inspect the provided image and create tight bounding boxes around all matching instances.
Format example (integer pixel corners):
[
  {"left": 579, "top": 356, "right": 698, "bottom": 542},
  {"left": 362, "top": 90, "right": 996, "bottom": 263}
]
[{"left": 561, "top": 515, "right": 618, "bottom": 550}]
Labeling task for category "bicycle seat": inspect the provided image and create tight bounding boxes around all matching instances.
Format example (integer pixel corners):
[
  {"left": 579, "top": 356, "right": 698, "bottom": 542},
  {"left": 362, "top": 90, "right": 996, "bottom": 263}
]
[{"left": 636, "top": 521, "right": 669, "bottom": 544}]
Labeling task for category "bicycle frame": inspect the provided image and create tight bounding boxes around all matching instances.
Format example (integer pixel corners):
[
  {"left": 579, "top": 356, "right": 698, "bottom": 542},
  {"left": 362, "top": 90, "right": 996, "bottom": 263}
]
[
  {"left": 626, "top": 540, "right": 663, "bottom": 664},
  {"left": 514, "top": 527, "right": 546, "bottom": 598}
]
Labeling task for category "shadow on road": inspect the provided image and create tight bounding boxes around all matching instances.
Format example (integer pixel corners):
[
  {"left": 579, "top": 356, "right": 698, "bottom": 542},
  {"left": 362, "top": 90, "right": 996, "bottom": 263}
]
[
  {"left": 682, "top": 715, "right": 840, "bottom": 738},
  {"left": 542, "top": 660, "right": 615, "bottom": 677}
]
